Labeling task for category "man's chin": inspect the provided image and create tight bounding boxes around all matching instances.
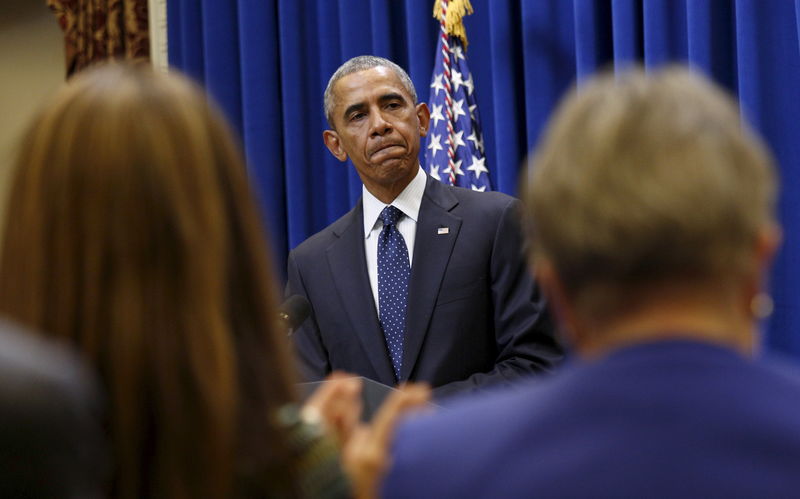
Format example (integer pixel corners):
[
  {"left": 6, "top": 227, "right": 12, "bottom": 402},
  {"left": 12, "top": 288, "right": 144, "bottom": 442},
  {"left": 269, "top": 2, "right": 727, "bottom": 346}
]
[
  {"left": 371, "top": 160, "right": 418, "bottom": 185},
  {"left": 373, "top": 157, "right": 412, "bottom": 172}
]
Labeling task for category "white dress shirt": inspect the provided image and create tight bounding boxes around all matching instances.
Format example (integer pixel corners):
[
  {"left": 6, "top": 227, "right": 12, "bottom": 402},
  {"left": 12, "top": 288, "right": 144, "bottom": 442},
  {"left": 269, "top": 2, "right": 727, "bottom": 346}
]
[{"left": 362, "top": 166, "right": 426, "bottom": 311}]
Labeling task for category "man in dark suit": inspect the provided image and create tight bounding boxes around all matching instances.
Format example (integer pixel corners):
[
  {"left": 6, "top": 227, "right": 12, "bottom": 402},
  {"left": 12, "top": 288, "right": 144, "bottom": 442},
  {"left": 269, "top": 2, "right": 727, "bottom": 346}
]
[
  {"left": 286, "top": 55, "right": 562, "bottom": 399},
  {"left": 383, "top": 68, "right": 800, "bottom": 497}
]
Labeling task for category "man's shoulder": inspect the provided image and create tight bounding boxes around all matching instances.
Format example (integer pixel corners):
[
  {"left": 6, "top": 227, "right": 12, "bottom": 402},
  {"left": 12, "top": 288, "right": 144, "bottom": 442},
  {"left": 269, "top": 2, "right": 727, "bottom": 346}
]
[
  {"left": 384, "top": 381, "right": 544, "bottom": 498},
  {"left": 425, "top": 179, "right": 519, "bottom": 219},
  {"left": 441, "top": 182, "right": 517, "bottom": 206},
  {"left": 758, "top": 351, "right": 800, "bottom": 385},
  {"left": 743, "top": 353, "right": 800, "bottom": 408},
  {"left": 406, "top": 380, "right": 540, "bottom": 434},
  {"left": 396, "top": 379, "right": 548, "bottom": 455},
  {"left": 289, "top": 204, "right": 360, "bottom": 259},
  {"left": 385, "top": 351, "right": 800, "bottom": 498}
]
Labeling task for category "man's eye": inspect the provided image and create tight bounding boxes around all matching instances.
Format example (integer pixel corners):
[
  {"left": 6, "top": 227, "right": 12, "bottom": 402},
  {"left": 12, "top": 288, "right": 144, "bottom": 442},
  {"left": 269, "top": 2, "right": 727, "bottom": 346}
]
[
  {"left": 350, "top": 113, "right": 365, "bottom": 121},
  {"left": 387, "top": 102, "right": 401, "bottom": 109}
]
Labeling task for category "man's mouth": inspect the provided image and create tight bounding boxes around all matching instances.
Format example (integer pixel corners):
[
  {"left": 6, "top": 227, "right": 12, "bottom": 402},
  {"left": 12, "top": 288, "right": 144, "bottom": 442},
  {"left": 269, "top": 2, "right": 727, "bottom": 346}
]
[{"left": 370, "top": 143, "right": 404, "bottom": 158}]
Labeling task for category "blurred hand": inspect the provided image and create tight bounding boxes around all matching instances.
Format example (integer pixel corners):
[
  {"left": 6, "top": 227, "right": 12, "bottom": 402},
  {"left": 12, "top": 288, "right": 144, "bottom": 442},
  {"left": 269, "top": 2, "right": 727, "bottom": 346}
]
[
  {"left": 302, "top": 371, "right": 363, "bottom": 446},
  {"left": 341, "top": 383, "right": 431, "bottom": 499}
]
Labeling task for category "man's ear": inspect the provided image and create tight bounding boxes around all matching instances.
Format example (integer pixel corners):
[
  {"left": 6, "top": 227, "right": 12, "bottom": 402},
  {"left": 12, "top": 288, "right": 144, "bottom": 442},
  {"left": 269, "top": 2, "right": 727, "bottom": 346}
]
[
  {"left": 534, "top": 259, "right": 579, "bottom": 347},
  {"left": 534, "top": 260, "right": 565, "bottom": 322},
  {"left": 755, "top": 222, "right": 782, "bottom": 275},
  {"left": 323, "top": 129, "right": 348, "bottom": 162},
  {"left": 416, "top": 102, "right": 431, "bottom": 137},
  {"left": 742, "top": 222, "right": 783, "bottom": 320}
]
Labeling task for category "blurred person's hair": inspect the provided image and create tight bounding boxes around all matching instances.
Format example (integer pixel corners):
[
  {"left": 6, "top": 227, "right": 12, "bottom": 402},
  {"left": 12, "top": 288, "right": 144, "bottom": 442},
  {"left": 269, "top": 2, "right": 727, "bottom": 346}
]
[
  {"left": 522, "top": 67, "right": 777, "bottom": 323},
  {"left": 0, "top": 63, "right": 300, "bottom": 498}
]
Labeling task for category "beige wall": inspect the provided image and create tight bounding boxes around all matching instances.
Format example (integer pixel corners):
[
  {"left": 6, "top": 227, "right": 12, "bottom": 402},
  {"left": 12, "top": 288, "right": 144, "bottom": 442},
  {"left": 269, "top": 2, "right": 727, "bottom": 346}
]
[{"left": 0, "top": 0, "right": 64, "bottom": 231}]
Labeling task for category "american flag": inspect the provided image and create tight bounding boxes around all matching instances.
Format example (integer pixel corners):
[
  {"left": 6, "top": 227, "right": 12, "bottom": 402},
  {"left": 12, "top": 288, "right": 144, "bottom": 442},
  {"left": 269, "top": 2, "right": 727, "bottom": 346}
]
[{"left": 424, "top": 2, "right": 491, "bottom": 192}]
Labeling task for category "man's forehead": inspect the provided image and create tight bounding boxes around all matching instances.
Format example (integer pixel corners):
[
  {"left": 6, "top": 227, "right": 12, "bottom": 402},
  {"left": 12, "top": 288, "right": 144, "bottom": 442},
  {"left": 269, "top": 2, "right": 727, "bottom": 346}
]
[{"left": 333, "top": 66, "right": 412, "bottom": 103}]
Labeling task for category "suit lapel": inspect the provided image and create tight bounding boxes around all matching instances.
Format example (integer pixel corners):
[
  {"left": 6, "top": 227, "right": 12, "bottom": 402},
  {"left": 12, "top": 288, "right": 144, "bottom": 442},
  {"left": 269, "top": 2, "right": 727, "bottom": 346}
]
[
  {"left": 326, "top": 202, "right": 396, "bottom": 384},
  {"left": 401, "top": 177, "right": 461, "bottom": 380}
]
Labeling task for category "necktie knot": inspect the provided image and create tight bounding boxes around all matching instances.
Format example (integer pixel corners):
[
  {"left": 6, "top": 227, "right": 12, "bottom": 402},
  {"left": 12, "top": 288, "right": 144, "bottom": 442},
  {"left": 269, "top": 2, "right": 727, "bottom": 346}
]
[{"left": 380, "top": 205, "right": 404, "bottom": 227}]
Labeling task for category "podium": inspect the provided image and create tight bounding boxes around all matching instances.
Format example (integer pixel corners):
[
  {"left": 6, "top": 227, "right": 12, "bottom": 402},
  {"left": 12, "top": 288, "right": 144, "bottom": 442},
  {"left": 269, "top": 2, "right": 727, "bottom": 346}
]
[{"left": 298, "top": 376, "right": 402, "bottom": 422}]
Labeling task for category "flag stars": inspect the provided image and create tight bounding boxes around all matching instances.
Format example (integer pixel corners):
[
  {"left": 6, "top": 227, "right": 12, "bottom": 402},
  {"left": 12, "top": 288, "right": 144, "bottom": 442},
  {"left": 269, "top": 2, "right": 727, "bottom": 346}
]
[
  {"left": 429, "top": 164, "right": 441, "bottom": 180},
  {"left": 467, "top": 131, "right": 479, "bottom": 149},
  {"left": 430, "top": 73, "right": 445, "bottom": 96},
  {"left": 445, "top": 159, "right": 464, "bottom": 177},
  {"left": 430, "top": 104, "right": 445, "bottom": 127},
  {"left": 464, "top": 72, "right": 475, "bottom": 95},
  {"left": 467, "top": 131, "right": 485, "bottom": 153},
  {"left": 452, "top": 130, "right": 466, "bottom": 149},
  {"left": 452, "top": 98, "right": 467, "bottom": 120},
  {"left": 427, "top": 133, "right": 443, "bottom": 156},
  {"left": 467, "top": 154, "right": 488, "bottom": 179},
  {"left": 451, "top": 70, "right": 465, "bottom": 92},
  {"left": 451, "top": 44, "right": 466, "bottom": 61}
]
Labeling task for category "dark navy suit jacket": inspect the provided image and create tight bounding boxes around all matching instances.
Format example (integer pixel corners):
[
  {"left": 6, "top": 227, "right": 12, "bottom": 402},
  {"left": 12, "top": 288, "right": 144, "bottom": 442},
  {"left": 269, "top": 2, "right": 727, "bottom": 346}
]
[
  {"left": 385, "top": 340, "right": 800, "bottom": 498},
  {"left": 286, "top": 175, "right": 562, "bottom": 398}
]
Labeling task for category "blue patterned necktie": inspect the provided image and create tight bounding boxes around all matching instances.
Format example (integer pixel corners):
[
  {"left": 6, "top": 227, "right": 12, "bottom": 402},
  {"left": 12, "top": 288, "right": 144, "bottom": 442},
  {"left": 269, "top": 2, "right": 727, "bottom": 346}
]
[{"left": 377, "top": 205, "right": 411, "bottom": 381}]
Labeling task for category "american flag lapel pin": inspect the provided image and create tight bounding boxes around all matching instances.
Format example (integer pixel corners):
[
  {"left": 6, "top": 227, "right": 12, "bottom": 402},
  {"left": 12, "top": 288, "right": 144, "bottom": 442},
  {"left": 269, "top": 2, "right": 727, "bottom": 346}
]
[{"left": 437, "top": 227, "right": 449, "bottom": 235}]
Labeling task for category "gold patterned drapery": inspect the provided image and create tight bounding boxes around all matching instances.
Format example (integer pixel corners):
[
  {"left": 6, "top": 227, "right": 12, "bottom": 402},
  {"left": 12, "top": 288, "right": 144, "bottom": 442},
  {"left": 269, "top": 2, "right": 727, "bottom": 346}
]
[{"left": 47, "top": 0, "right": 150, "bottom": 77}]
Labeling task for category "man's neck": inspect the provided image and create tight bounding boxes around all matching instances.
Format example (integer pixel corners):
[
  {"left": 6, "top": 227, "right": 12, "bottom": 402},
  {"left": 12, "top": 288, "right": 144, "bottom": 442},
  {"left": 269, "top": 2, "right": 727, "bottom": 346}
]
[
  {"left": 574, "top": 284, "right": 755, "bottom": 359},
  {"left": 363, "top": 166, "right": 420, "bottom": 204}
]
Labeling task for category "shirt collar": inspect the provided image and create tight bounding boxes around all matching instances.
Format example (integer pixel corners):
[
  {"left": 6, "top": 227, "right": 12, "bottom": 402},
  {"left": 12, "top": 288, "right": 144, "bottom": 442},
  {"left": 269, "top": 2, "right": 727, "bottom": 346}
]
[{"left": 363, "top": 166, "right": 426, "bottom": 238}]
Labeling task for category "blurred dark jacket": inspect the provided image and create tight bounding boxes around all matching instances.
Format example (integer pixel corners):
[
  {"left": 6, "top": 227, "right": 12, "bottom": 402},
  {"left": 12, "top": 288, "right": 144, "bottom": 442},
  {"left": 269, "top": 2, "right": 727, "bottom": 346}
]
[{"left": 0, "top": 319, "right": 107, "bottom": 498}]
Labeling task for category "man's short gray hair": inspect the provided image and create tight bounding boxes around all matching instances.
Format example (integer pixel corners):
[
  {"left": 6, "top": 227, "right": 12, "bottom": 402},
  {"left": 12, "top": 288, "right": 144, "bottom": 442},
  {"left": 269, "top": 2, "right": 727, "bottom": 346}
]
[
  {"left": 323, "top": 55, "right": 418, "bottom": 128},
  {"left": 522, "top": 66, "right": 777, "bottom": 322}
]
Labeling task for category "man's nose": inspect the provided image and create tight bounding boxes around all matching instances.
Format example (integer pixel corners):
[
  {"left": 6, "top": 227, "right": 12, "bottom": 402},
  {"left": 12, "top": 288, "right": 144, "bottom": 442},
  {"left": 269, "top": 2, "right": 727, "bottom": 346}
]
[{"left": 369, "top": 111, "right": 392, "bottom": 137}]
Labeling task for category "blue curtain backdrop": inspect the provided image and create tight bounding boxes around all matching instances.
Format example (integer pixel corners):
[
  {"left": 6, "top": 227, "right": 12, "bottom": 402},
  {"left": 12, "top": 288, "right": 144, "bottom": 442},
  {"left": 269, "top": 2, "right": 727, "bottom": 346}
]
[{"left": 168, "top": 0, "right": 800, "bottom": 358}]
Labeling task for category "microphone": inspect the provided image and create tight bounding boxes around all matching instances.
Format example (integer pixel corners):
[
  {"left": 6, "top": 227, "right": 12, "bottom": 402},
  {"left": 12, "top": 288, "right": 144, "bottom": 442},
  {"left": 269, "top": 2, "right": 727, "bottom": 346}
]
[{"left": 278, "top": 295, "right": 311, "bottom": 334}]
